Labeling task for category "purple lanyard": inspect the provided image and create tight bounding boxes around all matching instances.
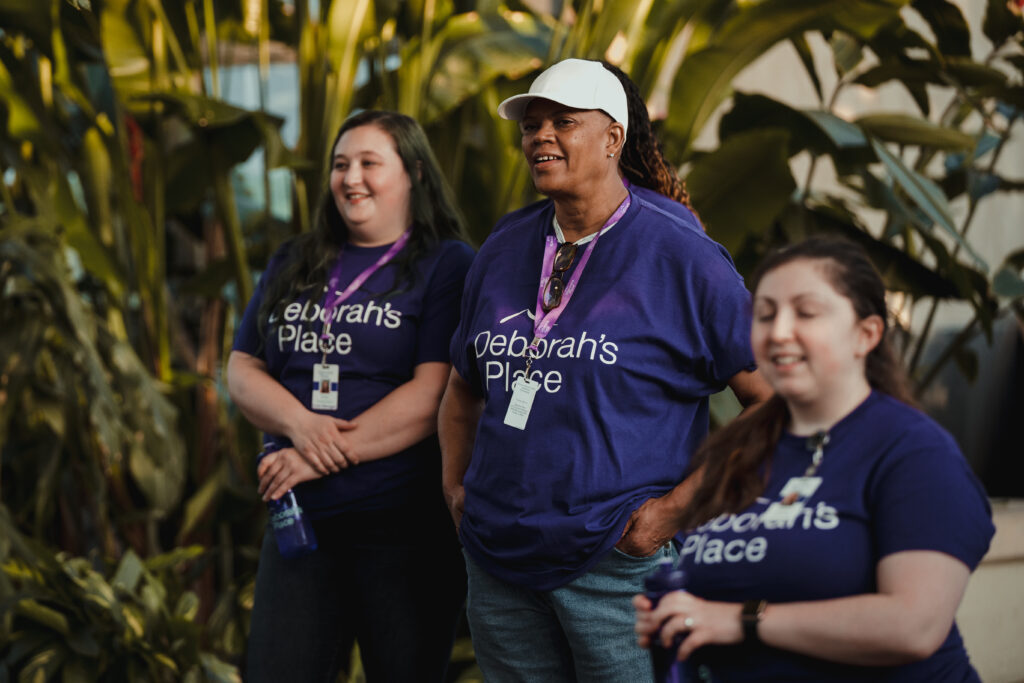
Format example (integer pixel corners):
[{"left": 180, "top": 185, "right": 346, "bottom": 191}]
[
  {"left": 319, "top": 229, "right": 411, "bottom": 361},
  {"left": 526, "top": 195, "right": 631, "bottom": 365}
]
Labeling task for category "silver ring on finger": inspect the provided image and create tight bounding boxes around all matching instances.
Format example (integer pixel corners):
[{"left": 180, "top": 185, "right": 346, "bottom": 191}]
[{"left": 683, "top": 616, "right": 696, "bottom": 629}]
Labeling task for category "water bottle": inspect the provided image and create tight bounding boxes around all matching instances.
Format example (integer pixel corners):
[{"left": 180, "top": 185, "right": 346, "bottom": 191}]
[
  {"left": 644, "top": 557, "right": 688, "bottom": 683},
  {"left": 258, "top": 448, "right": 318, "bottom": 558}
]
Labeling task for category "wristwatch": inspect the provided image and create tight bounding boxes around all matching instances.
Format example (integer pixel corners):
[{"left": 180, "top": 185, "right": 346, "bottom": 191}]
[{"left": 741, "top": 599, "right": 767, "bottom": 643}]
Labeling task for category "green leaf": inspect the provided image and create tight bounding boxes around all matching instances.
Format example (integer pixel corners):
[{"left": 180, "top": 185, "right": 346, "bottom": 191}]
[
  {"left": 974, "top": 83, "right": 1024, "bottom": 109},
  {"left": 719, "top": 95, "right": 870, "bottom": 158},
  {"left": 857, "top": 113, "right": 975, "bottom": 149},
  {"left": 111, "top": 550, "right": 144, "bottom": 594},
  {"left": 198, "top": 652, "right": 242, "bottom": 683},
  {"left": 0, "top": 56, "right": 46, "bottom": 144},
  {"left": 719, "top": 94, "right": 835, "bottom": 155},
  {"left": 710, "top": 387, "right": 743, "bottom": 428},
  {"left": 120, "top": 604, "right": 145, "bottom": 639},
  {"left": 790, "top": 34, "right": 823, "bottom": 101},
  {"left": 869, "top": 137, "right": 987, "bottom": 271},
  {"left": 175, "top": 591, "right": 200, "bottom": 622},
  {"left": 176, "top": 460, "right": 229, "bottom": 543},
  {"left": 1005, "top": 249, "right": 1024, "bottom": 271},
  {"left": 803, "top": 110, "right": 868, "bottom": 148},
  {"left": 664, "top": 0, "right": 908, "bottom": 155},
  {"left": 424, "top": 13, "right": 549, "bottom": 122},
  {"left": 1003, "top": 54, "right": 1024, "bottom": 72},
  {"left": 912, "top": 229, "right": 996, "bottom": 333},
  {"left": 686, "top": 128, "right": 796, "bottom": 254},
  {"left": 14, "top": 599, "right": 70, "bottom": 636},
  {"left": 911, "top": 0, "right": 971, "bottom": 56},
  {"left": 153, "top": 653, "right": 179, "bottom": 674},
  {"left": 856, "top": 57, "right": 1007, "bottom": 89},
  {"left": 19, "top": 645, "right": 67, "bottom": 683},
  {"left": 781, "top": 200, "right": 960, "bottom": 298},
  {"left": 65, "top": 627, "right": 100, "bottom": 659},
  {"left": 993, "top": 267, "right": 1024, "bottom": 299},
  {"left": 830, "top": 31, "right": 864, "bottom": 75},
  {"left": 982, "top": 0, "right": 1021, "bottom": 47},
  {"left": 144, "top": 545, "right": 206, "bottom": 573},
  {"left": 62, "top": 562, "right": 117, "bottom": 613}
]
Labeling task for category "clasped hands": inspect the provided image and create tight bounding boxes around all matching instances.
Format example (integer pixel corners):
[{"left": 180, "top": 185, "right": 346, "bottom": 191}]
[{"left": 258, "top": 411, "right": 359, "bottom": 501}]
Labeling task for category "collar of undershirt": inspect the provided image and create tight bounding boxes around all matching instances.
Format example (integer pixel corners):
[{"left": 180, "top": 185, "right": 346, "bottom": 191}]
[{"left": 551, "top": 212, "right": 623, "bottom": 245}]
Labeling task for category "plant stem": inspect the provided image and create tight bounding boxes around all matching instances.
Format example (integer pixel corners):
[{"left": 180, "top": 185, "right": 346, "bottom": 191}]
[
  {"left": 915, "top": 313, "right": 978, "bottom": 394},
  {"left": 907, "top": 113, "right": 1018, "bottom": 375}
]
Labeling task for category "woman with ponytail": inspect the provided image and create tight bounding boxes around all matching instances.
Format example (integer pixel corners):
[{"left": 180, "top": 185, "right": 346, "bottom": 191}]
[{"left": 635, "top": 237, "right": 993, "bottom": 681}]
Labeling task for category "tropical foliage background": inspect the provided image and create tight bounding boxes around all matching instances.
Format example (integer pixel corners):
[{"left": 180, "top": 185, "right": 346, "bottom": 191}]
[{"left": 0, "top": 0, "right": 1021, "bottom": 680}]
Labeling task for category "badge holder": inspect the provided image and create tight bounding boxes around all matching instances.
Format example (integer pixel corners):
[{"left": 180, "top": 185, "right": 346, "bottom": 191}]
[
  {"left": 504, "top": 348, "right": 541, "bottom": 430},
  {"left": 762, "top": 431, "right": 829, "bottom": 526},
  {"left": 311, "top": 336, "right": 340, "bottom": 411}
]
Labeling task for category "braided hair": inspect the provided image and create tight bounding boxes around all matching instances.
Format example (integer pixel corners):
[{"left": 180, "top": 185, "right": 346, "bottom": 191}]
[{"left": 601, "top": 62, "right": 692, "bottom": 209}]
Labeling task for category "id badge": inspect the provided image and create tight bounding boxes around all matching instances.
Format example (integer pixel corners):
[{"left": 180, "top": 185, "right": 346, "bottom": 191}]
[
  {"left": 779, "top": 476, "right": 822, "bottom": 505},
  {"left": 503, "top": 376, "right": 540, "bottom": 430},
  {"left": 311, "top": 363, "right": 339, "bottom": 411}
]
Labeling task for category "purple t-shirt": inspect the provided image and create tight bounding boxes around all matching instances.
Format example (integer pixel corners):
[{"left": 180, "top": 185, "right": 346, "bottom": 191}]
[
  {"left": 234, "top": 237, "right": 474, "bottom": 517},
  {"left": 681, "top": 391, "right": 994, "bottom": 681},
  {"left": 450, "top": 193, "right": 756, "bottom": 590},
  {"left": 628, "top": 184, "right": 705, "bottom": 235}
]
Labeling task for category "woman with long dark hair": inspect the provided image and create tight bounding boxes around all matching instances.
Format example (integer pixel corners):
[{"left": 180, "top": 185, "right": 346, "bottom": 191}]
[
  {"left": 635, "top": 237, "right": 993, "bottom": 681},
  {"left": 229, "top": 110, "right": 473, "bottom": 682}
]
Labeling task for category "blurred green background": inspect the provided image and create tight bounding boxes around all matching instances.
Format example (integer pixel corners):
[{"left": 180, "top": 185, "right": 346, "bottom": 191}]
[{"left": 1, "top": 0, "right": 1022, "bottom": 680}]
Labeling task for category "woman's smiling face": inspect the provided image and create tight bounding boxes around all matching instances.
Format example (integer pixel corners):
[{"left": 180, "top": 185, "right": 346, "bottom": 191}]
[
  {"left": 518, "top": 98, "right": 619, "bottom": 198},
  {"left": 751, "top": 258, "right": 880, "bottom": 411},
  {"left": 330, "top": 124, "right": 413, "bottom": 244}
]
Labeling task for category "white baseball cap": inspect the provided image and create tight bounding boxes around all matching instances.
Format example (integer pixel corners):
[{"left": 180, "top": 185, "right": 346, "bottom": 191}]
[{"left": 497, "top": 59, "right": 628, "bottom": 134}]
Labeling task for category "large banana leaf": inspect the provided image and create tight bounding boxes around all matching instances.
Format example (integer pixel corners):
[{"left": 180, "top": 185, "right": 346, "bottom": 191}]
[
  {"left": 685, "top": 128, "right": 796, "bottom": 255},
  {"left": 662, "top": 0, "right": 908, "bottom": 157}
]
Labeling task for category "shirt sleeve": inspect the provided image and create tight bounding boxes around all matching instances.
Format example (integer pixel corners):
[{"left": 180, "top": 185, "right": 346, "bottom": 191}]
[
  {"left": 447, "top": 208, "right": 527, "bottom": 395},
  {"left": 232, "top": 243, "right": 292, "bottom": 357},
  {"left": 415, "top": 241, "right": 475, "bottom": 366},
  {"left": 697, "top": 247, "right": 757, "bottom": 386},
  {"left": 664, "top": 234, "right": 756, "bottom": 394},
  {"left": 868, "top": 418, "right": 994, "bottom": 570}
]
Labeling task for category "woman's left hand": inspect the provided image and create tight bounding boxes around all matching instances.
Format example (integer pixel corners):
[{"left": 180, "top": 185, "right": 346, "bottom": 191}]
[
  {"left": 634, "top": 591, "right": 743, "bottom": 660},
  {"left": 616, "top": 496, "right": 678, "bottom": 557},
  {"left": 257, "top": 448, "right": 321, "bottom": 501}
]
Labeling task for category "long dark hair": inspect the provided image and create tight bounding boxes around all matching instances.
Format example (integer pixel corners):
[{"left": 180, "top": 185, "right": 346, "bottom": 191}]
[
  {"left": 678, "top": 237, "right": 916, "bottom": 530},
  {"left": 257, "top": 110, "right": 469, "bottom": 339},
  {"left": 601, "top": 62, "right": 692, "bottom": 209}
]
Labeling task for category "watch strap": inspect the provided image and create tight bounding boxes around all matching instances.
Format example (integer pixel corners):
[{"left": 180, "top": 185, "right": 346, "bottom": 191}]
[{"left": 741, "top": 599, "right": 767, "bottom": 643}]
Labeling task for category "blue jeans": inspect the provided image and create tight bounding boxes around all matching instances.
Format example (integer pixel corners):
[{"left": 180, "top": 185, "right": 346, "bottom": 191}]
[
  {"left": 464, "top": 544, "right": 677, "bottom": 683},
  {"left": 245, "top": 494, "right": 466, "bottom": 683}
]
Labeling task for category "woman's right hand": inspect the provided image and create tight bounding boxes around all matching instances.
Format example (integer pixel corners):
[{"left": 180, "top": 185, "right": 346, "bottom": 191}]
[
  {"left": 287, "top": 411, "right": 359, "bottom": 475},
  {"left": 444, "top": 484, "right": 465, "bottom": 532},
  {"left": 227, "top": 351, "right": 359, "bottom": 475},
  {"left": 633, "top": 591, "right": 744, "bottom": 660},
  {"left": 258, "top": 447, "right": 320, "bottom": 501}
]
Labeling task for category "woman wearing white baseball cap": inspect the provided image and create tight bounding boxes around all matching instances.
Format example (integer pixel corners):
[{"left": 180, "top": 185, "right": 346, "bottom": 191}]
[{"left": 440, "top": 58, "right": 769, "bottom": 681}]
